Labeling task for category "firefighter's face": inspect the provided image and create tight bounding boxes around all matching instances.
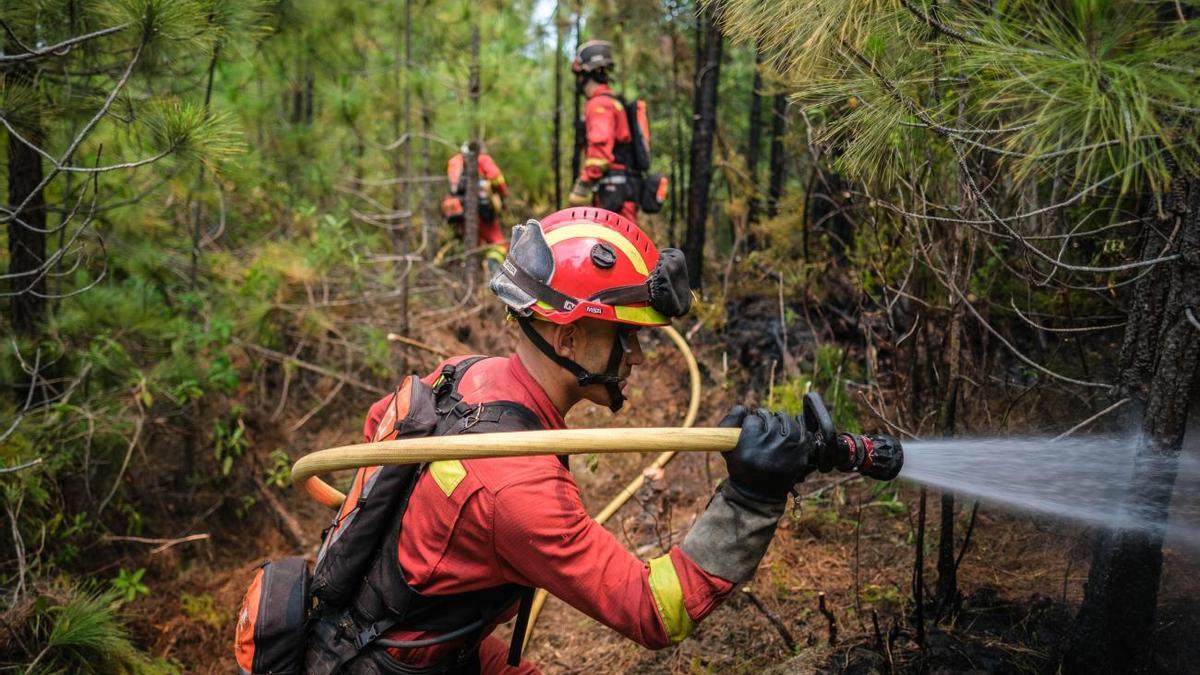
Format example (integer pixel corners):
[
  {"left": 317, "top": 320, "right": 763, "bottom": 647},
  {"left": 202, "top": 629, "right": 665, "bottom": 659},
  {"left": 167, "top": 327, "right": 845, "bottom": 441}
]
[{"left": 566, "top": 319, "right": 644, "bottom": 404}]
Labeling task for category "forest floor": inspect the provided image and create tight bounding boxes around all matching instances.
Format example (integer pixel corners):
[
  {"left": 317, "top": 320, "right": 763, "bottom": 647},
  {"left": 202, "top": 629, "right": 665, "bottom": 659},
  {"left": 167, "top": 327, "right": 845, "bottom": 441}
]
[{"left": 121, "top": 306, "right": 1200, "bottom": 674}]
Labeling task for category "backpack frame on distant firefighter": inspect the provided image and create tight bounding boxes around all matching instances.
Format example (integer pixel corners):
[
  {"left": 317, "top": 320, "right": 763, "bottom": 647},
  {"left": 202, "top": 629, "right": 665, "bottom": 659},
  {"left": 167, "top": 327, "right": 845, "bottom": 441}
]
[{"left": 587, "top": 93, "right": 667, "bottom": 214}]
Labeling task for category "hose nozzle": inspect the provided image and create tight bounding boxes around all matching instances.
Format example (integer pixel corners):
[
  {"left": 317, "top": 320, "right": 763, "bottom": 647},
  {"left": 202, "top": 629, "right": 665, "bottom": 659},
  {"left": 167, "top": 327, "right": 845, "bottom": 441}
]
[
  {"left": 834, "top": 433, "right": 903, "bottom": 481},
  {"left": 801, "top": 392, "right": 903, "bottom": 481}
]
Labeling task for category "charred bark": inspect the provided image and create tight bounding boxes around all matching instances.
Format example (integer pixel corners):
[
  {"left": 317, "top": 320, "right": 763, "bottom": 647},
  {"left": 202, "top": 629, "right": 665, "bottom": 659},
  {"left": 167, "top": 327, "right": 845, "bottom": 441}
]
[
  {"left": 745, "top": 49, "right": 764, "bottom": 239},
  {"left": 462, "top": 21, "right": 481, "bottom": 266},
  {"left": 553, "top": 2, "right": 563, "bottom": 210},
  {"left": 5, "top": 60, "right": 48, "bottom": 335},
  {"left": 683, "top": 3, "right": 723, "bottom": 290},
  {"left": 766, "top": 93, "right": 786, "bottom": 219},
  {"left": 1065, "top": 167, "right": 1200, "bottom": 673}
]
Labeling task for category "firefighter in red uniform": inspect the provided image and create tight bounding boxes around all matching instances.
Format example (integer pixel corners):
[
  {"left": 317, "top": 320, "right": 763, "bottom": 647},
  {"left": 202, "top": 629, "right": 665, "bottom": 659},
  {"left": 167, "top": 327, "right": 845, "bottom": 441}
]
[
  {"left": 444, "top": 141, "right": 509, "bottom": 267},
  {"left": 568, "top": 41, "right": 640, "bottom": 223},
  {"left": 339, "top": 208, "right": 814, "bottom": 673}
]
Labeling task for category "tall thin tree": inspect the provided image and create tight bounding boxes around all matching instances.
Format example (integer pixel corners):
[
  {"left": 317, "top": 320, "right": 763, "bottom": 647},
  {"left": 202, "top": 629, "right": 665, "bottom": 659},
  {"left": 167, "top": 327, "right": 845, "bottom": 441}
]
[
  {"left": 745, "top": 48, "right": 765, "bottom": 232},
  {"left": 462, "top": 18, "right": 481, "bottom": 270},
  {"left": 683, "top": 3, "right": 723, "bottom": 290},
  {"left": 766, "top": 92, "right": 786, "bottom": 219}
]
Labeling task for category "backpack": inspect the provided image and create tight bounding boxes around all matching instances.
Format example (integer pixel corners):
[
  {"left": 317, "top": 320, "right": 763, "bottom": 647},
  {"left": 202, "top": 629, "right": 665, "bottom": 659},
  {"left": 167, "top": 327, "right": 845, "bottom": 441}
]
[
  {"left": 234, "top": 357, "right": 543, "bottom": 675},
  {"left": 587, "top": 92, "right": 667, "bottom": 215},
  {"left": 451, "top": 163, "right": 498, "bottom": 223},
  {"left": 595, "top": 92, "right": 652, "bottom": 174}
]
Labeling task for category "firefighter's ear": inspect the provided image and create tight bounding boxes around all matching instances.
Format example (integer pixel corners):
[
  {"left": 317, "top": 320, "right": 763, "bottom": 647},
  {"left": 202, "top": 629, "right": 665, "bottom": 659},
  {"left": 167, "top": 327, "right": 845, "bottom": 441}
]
[{"left": 553, "top": 322, "right": 580, "bottom": 360}]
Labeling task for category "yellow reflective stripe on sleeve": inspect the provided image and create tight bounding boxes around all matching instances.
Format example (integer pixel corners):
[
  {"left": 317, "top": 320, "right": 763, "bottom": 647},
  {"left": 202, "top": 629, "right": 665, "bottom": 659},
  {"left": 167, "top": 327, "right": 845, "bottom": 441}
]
[
  {"left": 648, "top": 554, "right": 694, "bottom": 643},
  {"left": 429, "top": 460, "right": 467, "bottom": 497},
  {"left": 543, "top": 224, "right": 649, "bottom": 275},
  {"left": 614, "top": 305, "right": 669, "bottom": 326},
  {"left": 583, "top": 157, "right": 610, "bottom": 168}
]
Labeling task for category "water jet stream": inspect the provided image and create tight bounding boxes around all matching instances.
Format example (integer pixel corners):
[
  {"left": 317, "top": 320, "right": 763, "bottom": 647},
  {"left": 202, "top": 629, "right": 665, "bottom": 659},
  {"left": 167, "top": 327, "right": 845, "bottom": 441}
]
[{"left": 899, "top": 436, "right": 1200, "bottom": 548}]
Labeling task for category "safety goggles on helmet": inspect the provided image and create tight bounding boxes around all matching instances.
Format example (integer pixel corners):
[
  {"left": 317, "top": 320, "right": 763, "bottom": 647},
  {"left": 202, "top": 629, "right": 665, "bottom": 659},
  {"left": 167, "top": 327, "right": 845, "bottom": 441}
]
[{"left": 490, "top": 218, "right": 691, "bottom": 327}]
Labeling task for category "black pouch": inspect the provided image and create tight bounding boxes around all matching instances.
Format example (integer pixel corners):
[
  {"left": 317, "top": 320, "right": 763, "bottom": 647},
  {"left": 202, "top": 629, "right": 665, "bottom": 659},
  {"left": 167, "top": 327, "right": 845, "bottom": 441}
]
[
  {"left": 639, "top": 173, "right": 667, "bottom": 214},
  {"left": 235, "top": 557, "right": 311, "bottom": 675},
  {"left": 597, "top": 173, "right": 633, "bottom": 212}
]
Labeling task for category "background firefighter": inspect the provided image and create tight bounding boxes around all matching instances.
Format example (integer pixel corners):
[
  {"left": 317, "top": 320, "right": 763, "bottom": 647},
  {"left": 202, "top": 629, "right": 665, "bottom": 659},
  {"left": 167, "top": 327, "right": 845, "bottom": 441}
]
[
  {"left": 442, "top": 141, "right": 510, "bottom": 268},
  {"left": 309, "top": 208, "right": 818, "bottom": 673},
  {"left": 568, "top": 41, "right": 645, "bottom": 223}
]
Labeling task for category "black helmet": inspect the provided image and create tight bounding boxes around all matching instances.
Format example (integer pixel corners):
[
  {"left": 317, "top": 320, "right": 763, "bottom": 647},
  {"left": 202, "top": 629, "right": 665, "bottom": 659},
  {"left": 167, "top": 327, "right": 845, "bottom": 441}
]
[{"left": 572, "top": 40, "right": 614, "bottom": 74}]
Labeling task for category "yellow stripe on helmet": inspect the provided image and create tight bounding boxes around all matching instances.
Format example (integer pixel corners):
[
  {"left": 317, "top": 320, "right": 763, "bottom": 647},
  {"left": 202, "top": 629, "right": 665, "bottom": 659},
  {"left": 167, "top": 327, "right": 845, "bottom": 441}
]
[
  {"left": 614, "top": 305, "right": 669, "bottom": 326},
  {"left": 647, "top": 554, "right": 695, "bottom": 644},
  {"left": 543, "top": 223, "right": 650, "bottom": 275}
]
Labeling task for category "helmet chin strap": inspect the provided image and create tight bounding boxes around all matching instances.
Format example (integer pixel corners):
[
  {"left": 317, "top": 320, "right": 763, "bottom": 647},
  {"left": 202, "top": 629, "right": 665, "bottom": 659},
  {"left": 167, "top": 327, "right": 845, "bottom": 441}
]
[{"left": 516, "top": 316, "right": 627, "bottom": 413}]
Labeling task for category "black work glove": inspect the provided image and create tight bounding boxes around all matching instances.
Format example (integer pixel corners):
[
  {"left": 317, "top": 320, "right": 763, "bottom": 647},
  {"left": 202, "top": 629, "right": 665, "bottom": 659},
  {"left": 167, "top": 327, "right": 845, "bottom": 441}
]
[{"left": 719, "top": 406, "right": 814, "bottom": 503}]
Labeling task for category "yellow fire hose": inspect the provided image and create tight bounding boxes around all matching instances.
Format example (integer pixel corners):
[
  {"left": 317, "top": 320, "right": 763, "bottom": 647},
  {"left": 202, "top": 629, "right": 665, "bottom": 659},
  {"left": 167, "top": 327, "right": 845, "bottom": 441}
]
[{"left": 291, "top": 325, "right": 707, "bottom": 652}]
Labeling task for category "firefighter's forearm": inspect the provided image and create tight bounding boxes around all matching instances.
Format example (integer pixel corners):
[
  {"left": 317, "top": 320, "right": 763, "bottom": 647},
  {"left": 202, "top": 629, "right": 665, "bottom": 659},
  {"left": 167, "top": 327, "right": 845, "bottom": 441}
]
[{"left": 681, "top": 480, "right": 786, "bottom": 583}]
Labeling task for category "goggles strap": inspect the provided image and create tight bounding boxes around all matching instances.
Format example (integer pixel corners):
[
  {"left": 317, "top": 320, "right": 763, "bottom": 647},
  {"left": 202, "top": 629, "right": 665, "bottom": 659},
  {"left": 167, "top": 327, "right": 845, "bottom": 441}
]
[
  {"left": 501, "top": 259, "right": 579, "bottom": 313},
  {"left": 516, "top": 316, "right": 626, "bottom": 413}
]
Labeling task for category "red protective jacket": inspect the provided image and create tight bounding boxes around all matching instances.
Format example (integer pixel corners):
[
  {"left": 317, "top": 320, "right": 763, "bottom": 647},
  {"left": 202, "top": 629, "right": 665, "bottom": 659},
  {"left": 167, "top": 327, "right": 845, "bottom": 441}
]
[
  {"left": 447, "top": 152, "right": 508, "bottom": 247},
  {"left": 448, "top": 152, "right": 509, "bottom": 200},
  {"left": 579, "top": 85, "right": 637, "bottom": 222},
  {"left": 580, "top": 84, "right": 631, "bottom": 183},
  {"left": 361, "top": 354, "right": 734, "bottom": 673}
]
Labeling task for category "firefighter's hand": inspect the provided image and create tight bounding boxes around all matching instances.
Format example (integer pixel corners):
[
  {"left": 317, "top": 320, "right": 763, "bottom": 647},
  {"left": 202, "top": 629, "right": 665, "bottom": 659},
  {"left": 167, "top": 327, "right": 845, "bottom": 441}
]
[
  {"left": 568, "top": 179, "right": 595, "bottom": 206},
  {"left": 719, "top": 406, "right": 813, "bottom": 503}
]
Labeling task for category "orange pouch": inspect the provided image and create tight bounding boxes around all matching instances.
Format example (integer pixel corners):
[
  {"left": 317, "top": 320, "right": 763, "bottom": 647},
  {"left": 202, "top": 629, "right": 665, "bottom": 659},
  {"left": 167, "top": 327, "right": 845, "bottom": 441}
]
[{"left": 235, "top": 557, "right": 310, "bottom": 675}]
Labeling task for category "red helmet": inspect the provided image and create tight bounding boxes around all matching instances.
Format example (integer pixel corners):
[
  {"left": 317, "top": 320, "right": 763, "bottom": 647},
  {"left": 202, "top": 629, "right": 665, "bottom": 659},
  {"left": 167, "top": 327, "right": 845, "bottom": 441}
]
[{"left": 490, "top": 207, "right": 691, "bottom": 327}]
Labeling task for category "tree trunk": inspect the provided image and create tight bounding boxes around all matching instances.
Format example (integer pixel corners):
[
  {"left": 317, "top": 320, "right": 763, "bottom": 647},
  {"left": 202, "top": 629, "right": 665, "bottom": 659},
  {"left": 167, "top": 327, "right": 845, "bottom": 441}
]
[
  {"left": 395, "top": 0, "right": 413, "bottom": 350},
  {"left": 934, "top": 317, "right": 961, "bottom": 619},
  {"left": 190, "top": 44, "right": 221, "bottom": 291},
  {"left": 5, "top": 59, "right": 48, "bottom": 335},
  {"left": 745, "top": 49, "right": 764, "bottom": 232},
  {"left": 421, "top": 103, "right": 436, "bottom": 247},
  {"left": 1065, "top": 169, "right": 1200, "bottom": 673},
  {"left": 683, "top": 3, "right": 723, "bottom": 290},
  {"left": 766, "top": 93, "right": 786, "bottom": 219},
  {"left": 810, "top": 168, "right": 852, "bottom": 259},
  {"left": 553, "top": 2, "right": 563, "bottom": 210},
  {"left": 462, "top": 20, "right": 481, "bottom": 269},
  {"left": 570, "top": 11, "right": 582, "bottom": 186}
]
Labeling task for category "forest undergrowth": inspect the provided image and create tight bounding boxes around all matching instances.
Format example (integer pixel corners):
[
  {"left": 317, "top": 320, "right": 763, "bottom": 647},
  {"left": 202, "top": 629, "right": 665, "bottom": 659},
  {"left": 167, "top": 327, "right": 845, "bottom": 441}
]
[{"left": 4, "top": 1, "right": 1199, "bottom": 673}]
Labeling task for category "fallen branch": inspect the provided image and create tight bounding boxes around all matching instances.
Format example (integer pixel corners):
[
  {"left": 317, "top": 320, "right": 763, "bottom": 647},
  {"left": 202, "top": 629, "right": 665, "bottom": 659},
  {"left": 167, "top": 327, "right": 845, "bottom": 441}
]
[
  {"left": 742, "top": 588, "right": 797, "bottom": 651},
  {"left": 1052, "top": 397, "right": 1131, "bottom": 441},
  {"left": 386, "top": 332, "right": 452, "bottom": 358},
  {"left": 0, "top": 458, "right": 42, "bottom": 475},
  {"left": 254, "top": 475, "right": 307, "bottom": 550},
  {"left": 1186, "top": 306, "right": 1200, "bottom": 332},
  {"left": 234, "top": 338, "right": 386, "bottom": 395},
  {"left": 102, "top": 533, "right": 210, "bottom": 555}
]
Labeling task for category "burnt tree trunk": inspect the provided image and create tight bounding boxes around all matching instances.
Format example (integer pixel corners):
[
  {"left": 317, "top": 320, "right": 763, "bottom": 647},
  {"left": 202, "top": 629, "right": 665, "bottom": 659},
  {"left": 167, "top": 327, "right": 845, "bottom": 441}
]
[
  {"left": 6, "top": 60, "right": 47, "bottom": 335},
  {"left": 745, "top": 49, "right": 765, "bottom": 239},
  {"left": 570, "top": 10, "right": 582, "bottom": 186},
  {"left": 395, "top": 0, "right": 413, "bottom": 350},
  {"left": 552, "top": 2, "right": 563, "bottom": 209},
  {"left": 766, "top": 93, "right": 786, "bottom": 219},
  {"left": 683, "top": 3, "right": 722, "bottom": 290},
  {"left": 1065, "top": 167, "right": 1200, "bottom": 674},
  {"left": 462, "top": 21, "right": 481, "bottom": 267}
]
